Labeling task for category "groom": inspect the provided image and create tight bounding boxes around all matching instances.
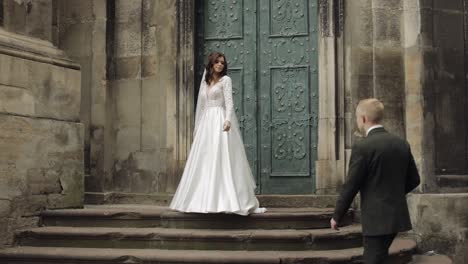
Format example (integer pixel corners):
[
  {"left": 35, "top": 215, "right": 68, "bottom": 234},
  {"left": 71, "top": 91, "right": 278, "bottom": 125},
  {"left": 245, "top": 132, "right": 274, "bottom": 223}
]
[{"left": 331, "top": 98, "right": 420, "bottom": 264}]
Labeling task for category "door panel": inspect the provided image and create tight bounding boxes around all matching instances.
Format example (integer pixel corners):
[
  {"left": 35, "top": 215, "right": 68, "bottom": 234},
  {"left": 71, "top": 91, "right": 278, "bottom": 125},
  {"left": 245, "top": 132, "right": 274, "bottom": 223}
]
[{"left": 258, "top": 0, "right": 318, "bottom": 194}]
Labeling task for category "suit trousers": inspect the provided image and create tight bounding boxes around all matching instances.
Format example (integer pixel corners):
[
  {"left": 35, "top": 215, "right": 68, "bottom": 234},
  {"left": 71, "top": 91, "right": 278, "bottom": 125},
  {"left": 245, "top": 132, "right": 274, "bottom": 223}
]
[{"left": 363, "top": 233, "right": 397, "bottom": 264}]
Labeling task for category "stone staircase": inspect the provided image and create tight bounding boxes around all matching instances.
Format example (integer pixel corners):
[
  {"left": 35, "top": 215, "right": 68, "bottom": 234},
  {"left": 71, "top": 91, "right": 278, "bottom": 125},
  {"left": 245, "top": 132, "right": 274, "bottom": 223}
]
[{"left": 0, "top": 203, "right": 452, "bottom": 263}]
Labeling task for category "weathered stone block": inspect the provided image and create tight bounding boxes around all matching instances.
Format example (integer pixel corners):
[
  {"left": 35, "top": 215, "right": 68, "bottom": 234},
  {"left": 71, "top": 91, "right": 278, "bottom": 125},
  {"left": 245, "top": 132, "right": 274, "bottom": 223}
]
[
  {"left": 142, "top": 55, "right": 157, "bottom": 78},
  {"left": 13, "top": 195, "right": 48, "bottom": 217},
  {"left": 24, "top": 0, "right": 53, "bottom": 41},
  {"left": 372, "top": 8, "right": 402, "bottom": 44},
  {"left": 91, "top": 20, "right": 108, "bottom": 56},
  {"left": 142, "top": 24, "right": 156, "bottom": 54},
  {"left": 57, "top": 0, "right": 95, "bottom": 24},
  {"left": 92, "top": 0, "right": 107, "bottom": 19},
  {"left": 0, "top": 114, "right": 84, "bottom": 210},
  {"left": 348, "top": 1, "right": 373, "bottom": 47},
  {"left": 0, "top": 53, "right": 29, "bottom": 89},
  {"left": 115, "top": 0, "right": 142, "bottom": 23},
  {"left": 114, "top": 57, "right": 142, "bottom": 80},
  {"left": 373, "top": 48, "right": 404, "bottom": 77},
  {"left": 408, "top": 194, "right": 468, "bottom": 262},
  {"left": 28, "top": 60, "right": 81, "bottom": 121},
  {"left": 355, "top": 74, "right": 374, "bottom": 99},
  {"left": 141, "top": 78, "right": 161, "bottom": 148},
  {"left": 2, "top": 0, "right": 53, "bottom": 41},
  {"left": 26, "top": 167, "right": 63, "bottom": 195},
  {"left": 374, "top": 75, "right": 405, "bottom": 103},
  {"left": 2, "top": 0, "right": 27, "bottom": 36},
  {"left": 0, "top": 85, "right": 35, "bottom": 116},
  {"left": 113, "top": 79, "right": 142, "bottom": 160},
  {"left": 351, "top": 47, "right": 373, "bottom": 76},
  {"left": 58, "top": 22, "right": 94, "bottom": 57},
  {"left": 115, "top": 21, "right": 142, "bottom": 58},
  {"left": 0, "top": 30, "right": 81, "bottom": 121},
  {"left": 0, "top": 200, "right": 12, "bottom": 218},
  {"left": 372, "top": 0, "right": 402, "bottom": 9},
  {"left": 315, "top": 160, "right": 345, "bottom": 195}
]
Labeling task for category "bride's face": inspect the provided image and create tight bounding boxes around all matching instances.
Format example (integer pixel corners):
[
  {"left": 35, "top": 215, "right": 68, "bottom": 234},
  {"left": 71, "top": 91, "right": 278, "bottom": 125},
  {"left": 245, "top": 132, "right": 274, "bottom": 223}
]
[{"left": 212, "top": 56, "right": 225, "bottom": 74}]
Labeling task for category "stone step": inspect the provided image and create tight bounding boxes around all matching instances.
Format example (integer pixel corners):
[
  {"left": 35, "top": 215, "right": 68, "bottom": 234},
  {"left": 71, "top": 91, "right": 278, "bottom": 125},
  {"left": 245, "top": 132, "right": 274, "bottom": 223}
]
[
  {"left": 16, "top": 225, "right": 362, "bottom": 251},
  {"left": 410, "top": 254, "right": 453, "bottom": 264},
  {"left": 0, "top": 238, "right": 416, "bottom": 264},
  {"left": 84, "top": 192, "right": 340, "bottom": 208},
  {"left": 41, "top": 205, "right": 353, "bottom": 229}
]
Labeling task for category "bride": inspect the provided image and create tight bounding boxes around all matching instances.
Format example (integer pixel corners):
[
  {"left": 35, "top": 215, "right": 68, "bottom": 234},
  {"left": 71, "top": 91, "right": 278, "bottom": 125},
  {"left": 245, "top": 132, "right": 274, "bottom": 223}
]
[{"left": 169, "top": 51, "right": 266, "bottom": 215}]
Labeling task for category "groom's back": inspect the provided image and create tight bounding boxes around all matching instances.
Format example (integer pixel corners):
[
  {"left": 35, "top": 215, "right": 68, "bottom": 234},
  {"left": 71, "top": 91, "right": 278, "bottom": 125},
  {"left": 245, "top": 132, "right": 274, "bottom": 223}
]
[
  {"left": 358, "top": 128, "right": 416, "bottom": 235},
  {"left": 362, "top": 130, "right": 411, "bottom": 195}
]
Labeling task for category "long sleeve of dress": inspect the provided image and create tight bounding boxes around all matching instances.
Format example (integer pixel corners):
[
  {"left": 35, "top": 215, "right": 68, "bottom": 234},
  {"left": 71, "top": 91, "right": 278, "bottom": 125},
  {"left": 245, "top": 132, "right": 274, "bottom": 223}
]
[
  {"left": 194, "top": 71, "right": 206, "bottom": 137},
  {"left": 223, "top": 76, "right": 234, "bottom": 123}
]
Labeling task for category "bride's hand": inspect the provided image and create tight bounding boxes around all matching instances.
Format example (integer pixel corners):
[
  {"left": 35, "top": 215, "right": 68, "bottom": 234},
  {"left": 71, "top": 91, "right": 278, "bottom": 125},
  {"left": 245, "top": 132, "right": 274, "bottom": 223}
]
[{"left": 223, "top": 120, "right": 231, "bottom": 131}]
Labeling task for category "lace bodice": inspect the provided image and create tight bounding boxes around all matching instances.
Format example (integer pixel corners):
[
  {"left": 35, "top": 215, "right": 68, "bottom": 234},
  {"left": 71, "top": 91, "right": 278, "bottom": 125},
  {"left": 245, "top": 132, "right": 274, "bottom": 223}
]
[{"left": 194, "top": 74, "right": 234, "bottom": 136}]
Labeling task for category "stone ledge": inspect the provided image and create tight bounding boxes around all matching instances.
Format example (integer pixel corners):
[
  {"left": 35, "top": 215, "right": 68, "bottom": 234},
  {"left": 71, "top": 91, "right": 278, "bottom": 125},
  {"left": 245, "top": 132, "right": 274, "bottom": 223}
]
[{"left": 0, "top": 28, "right": 80, "bottom": 70}]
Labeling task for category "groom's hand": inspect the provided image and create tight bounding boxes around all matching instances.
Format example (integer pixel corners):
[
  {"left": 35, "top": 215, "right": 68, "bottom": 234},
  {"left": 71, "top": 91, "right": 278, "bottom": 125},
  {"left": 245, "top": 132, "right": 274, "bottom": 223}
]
[
  {"left": 330, "top": 218, "right": 339, "bottom": 231},
  {"left": 223, "top": 120, "right": 231, "bottom": 131}
]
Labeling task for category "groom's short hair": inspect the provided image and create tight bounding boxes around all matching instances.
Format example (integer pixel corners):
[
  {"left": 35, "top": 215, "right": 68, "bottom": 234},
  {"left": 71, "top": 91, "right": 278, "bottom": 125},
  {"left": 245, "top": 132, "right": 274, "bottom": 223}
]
[{"left": 357, "top": 98, "right": 384, "bottom": 123}]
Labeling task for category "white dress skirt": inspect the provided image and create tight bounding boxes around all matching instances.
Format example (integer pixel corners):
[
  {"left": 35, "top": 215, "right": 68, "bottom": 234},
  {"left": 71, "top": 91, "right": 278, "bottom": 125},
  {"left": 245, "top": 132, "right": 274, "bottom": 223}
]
[{"left": 169, "top": 74, "right": 266, "bottom": 215}]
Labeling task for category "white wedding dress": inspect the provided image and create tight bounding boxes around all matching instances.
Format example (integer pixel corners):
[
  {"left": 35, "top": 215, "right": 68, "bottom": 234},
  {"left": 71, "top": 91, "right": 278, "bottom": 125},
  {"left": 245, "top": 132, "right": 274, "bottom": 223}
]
[{"left": 169, "top": 72, "right": 266, "bottom": 216}]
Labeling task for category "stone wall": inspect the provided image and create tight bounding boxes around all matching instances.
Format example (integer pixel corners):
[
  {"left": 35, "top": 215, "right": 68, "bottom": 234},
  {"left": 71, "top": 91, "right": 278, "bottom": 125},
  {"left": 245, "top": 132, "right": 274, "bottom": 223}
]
[{"left": 0, "top": 29, "right": 83, "bottom": 247}]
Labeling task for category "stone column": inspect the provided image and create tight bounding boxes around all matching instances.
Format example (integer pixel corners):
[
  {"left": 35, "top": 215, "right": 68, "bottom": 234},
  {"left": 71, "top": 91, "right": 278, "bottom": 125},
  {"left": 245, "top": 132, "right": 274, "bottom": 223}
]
[
  {"left": 56, "top": 0, "right": 108, "bottom": 192},
  {"left": 316, "top": 0, "right": 346, "bottom": 194},
  {"left": 403, "top": 0, "right": 434, "bottom": 192},
  {"left": 371, "top": 0, "right": 406, "bottom": 138},
  {"left": 342, "top": 0, "right": 406, "bottom": 174},
  {"left": 174, "top": 0, "right": 195, "bottom": 186},
  {"left": 109, "top": 0, "right": 195, "bottom": 194},
  {"left": 111, "top": 0, "right": 144, "bottom": 192}
]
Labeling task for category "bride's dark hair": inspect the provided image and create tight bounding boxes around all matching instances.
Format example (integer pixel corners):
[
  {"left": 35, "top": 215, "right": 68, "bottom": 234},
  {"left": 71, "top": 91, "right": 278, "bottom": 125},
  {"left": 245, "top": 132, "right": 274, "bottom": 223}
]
[{"left": 205, "top": 51, "right": 228, "bottom": 84}]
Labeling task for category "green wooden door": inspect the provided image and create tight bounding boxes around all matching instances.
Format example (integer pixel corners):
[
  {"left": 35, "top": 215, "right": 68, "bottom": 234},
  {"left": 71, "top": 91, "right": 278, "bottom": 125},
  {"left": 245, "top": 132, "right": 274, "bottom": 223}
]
[{"left": 196, "top": 0, "right": 318, "bottom": 194}]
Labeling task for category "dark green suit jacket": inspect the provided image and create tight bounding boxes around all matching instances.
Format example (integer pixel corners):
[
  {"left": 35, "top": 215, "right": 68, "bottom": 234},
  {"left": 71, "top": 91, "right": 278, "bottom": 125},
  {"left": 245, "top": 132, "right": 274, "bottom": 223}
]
[{"left": 333, "top": 127, "right": 420, "bottom": 236}]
